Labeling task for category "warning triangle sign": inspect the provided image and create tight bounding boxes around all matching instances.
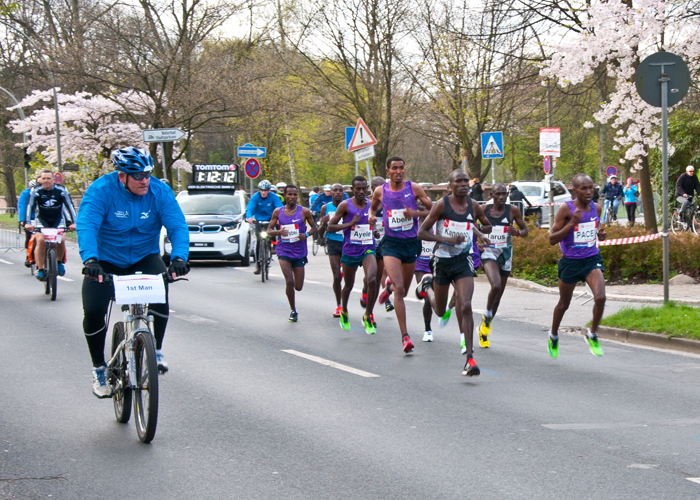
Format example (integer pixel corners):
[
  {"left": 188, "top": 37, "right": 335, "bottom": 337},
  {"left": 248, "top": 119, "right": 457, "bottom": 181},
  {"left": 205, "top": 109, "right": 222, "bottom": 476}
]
[
  {"left": 348, "top": 118, "right": 378, "bottom": 152},
  {"left": 484, "top": 136, "right": 502, "bottom": 156}
]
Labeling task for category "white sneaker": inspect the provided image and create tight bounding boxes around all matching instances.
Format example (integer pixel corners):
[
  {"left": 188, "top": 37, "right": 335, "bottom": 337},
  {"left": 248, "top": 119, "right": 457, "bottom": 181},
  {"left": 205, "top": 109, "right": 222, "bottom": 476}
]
[
  {"left": 156, "top": 350, "right": 169, "bottom": 373},
  {"left": 92, "top": 366, "right": 113, "bottom": 399},
  {"left": 460, "top": 333, "right": 467, "bottom": 355},
  {"left": 422, "top": 330, "right": 433, "bottom": 342}
]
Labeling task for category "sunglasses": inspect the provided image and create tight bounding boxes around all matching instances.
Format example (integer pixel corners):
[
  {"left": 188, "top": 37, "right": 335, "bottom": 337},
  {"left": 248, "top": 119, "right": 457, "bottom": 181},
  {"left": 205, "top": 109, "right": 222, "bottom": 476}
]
[{"left": 129, "top": 172, "right": 151, "bottom": 181}]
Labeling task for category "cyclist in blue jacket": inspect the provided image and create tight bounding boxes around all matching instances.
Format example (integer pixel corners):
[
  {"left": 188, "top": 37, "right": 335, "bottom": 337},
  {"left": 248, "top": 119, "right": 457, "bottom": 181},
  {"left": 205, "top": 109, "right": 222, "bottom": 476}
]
[
  {"left": 246, "top": 179, "right": 284, "bottom": 274},
  {"left": 17, "top": 179, "right": 37, "bottom": 267},
  {"left": 77, "top": 147, "right": 190, "bottom": 399}
]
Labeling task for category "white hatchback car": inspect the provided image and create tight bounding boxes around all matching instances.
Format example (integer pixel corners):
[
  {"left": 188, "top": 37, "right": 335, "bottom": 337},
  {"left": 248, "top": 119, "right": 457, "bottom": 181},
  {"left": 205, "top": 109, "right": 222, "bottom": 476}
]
[
  {"left": 161, "top": 190, "right": 253, "bottom": 266},
  {"left": 509, "top": 180, "right": 572, "bottom": 226}
]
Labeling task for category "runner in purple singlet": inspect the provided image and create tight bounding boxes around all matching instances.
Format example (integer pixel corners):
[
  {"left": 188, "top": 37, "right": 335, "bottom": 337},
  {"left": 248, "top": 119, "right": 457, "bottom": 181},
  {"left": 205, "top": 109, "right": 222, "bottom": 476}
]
[
  {"left": 548, "top": 173, "right": 607, "bottom": 358},
  {"left": 267, "top": 185, "right": 318, "bottom": 322},
  {"left": 369, "top": 157, "right": 433, "bottom": 354},
  {"left": 414, "top": 202, "right": 435, "bottom": 342}
]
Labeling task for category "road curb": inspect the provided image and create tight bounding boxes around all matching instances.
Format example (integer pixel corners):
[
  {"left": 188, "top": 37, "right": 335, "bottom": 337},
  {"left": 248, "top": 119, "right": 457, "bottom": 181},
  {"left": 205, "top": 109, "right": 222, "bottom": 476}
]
[{"left": 595, "top": 326, "right": 700, "bottom": 355}]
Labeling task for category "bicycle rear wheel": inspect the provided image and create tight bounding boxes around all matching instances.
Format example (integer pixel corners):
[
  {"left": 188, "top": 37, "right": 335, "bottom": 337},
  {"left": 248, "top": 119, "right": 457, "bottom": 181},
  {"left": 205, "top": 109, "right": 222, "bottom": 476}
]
[
  {"left": 323, "top": 240, "right": 329, "bottom": 255},
  {"left": 671, "top": 210, "right": 683, "bottom": 235},
  {"left": 264, "top": 241, "right": 271, "bottom": 281},
  {"left": 312, "top": 235, "right": 319, "bottom": 256},
  {"left": 47, "top": 247, "right": 57, "bottom": 301},
  {"left": 133, "top": 331, "right": 159, "bottom": 443},
  {"left": 111, "top": 322, "right": 132, "bottom": 424},
  {"left": 692, "top": 210, "right": 700, "bottom": 235}
]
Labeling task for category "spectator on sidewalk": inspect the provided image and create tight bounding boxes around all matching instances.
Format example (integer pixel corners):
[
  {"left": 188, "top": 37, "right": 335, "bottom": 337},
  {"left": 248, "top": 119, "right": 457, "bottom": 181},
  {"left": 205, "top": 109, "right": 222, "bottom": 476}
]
[{"left": 623, "top": 177, "right": 638, "bottom": 227}]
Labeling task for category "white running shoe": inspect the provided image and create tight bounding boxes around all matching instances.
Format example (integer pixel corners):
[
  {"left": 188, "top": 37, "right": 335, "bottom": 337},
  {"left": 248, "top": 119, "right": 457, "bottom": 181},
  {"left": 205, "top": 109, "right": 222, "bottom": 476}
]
[
  {"left": 156, "top": 349, "right": 169, "bottom": 373},
  {"left": 92, "top": 366, "right": 113, "bottom": 399},
  {"left": 460, "top": 333, "right": 467, "bottom": 355},
  {"left": 422, "top": 330, "right": 433, "bottom": 342}
]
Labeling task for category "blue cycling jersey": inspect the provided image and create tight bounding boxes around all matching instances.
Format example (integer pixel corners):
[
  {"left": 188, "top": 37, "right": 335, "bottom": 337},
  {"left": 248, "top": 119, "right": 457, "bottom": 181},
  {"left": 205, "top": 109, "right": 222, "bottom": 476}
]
[
  {"left": 17, "top": 187, "right": 32, "bottom": 222},
  {"left": 245, "top": 191, "right": 283, "bottom": 221},
  {"left": 77, "top": 172, "right": 189, "bottom": 267},
  {"left": 311, "top": 192, "right": 349, "bottom": 213}
]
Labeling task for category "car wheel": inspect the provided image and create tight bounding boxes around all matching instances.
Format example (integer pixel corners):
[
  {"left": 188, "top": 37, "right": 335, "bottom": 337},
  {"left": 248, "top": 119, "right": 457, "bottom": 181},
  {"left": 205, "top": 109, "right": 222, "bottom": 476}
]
[{"left": 240, "top": 235, "right": 250, "bottom": 267}]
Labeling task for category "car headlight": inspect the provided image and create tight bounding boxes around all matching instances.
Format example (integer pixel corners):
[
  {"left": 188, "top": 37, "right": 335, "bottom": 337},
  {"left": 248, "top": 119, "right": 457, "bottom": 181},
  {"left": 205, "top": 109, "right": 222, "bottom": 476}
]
[{"left": 223, "top": 222, "right": 241, "bottom": 232}]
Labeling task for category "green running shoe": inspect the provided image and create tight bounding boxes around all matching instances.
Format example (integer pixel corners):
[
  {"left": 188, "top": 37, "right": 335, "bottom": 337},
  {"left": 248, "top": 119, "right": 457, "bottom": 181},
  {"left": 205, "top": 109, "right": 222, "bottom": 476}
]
[
  {"left": 585, "top": 329, "right": 604, "bottom": 356},
  {"left": 439, "top": 308, "right": 453, "bottom": 329},
  {"left": 548, "top": 335, "right": 559, "bottom": 359},
  {"left": 339, "top": 311, "right": 350, "bottom": 331},
  {"left": 460, "top": 333, "right": 467, "bottom": 355},
  {"left": 363, "top": 315, "right": 376, "bottom": 335}
]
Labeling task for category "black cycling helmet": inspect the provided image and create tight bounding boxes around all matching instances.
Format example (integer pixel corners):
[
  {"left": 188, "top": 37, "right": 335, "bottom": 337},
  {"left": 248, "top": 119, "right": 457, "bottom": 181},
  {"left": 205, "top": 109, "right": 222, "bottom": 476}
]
[{"left": 112, "top": 147, "right": 154, "bottom": 174}]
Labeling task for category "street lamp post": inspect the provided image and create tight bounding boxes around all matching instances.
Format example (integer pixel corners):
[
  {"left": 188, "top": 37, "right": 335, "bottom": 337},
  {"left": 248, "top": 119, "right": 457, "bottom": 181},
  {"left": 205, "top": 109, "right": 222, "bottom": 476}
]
[{"left": 0, "top": 86, "right": 30, "bottom": 185}]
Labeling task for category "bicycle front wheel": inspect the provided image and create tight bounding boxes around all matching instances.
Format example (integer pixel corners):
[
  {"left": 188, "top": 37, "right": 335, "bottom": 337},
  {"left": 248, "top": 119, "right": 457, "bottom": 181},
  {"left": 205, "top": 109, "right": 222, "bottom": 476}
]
[
  {"left": 111, "top": 322, "right": 132, "bottom": 424},
  {"left": 671, "top": 210, "right": 683, "bottom": 235},
  {"left": 261, "top": 241, "right": 268, "bottom": 283},
  {"left": 47, "top": 247, "right": 57, "bottom": 301},
  {"left": 133, "top": 331, "right": 159, "bottom": 443}
]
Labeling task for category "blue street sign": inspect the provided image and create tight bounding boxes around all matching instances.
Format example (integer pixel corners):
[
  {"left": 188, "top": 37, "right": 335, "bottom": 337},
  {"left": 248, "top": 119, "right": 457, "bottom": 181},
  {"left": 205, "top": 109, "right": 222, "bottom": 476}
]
[
  {"left": 237, "top": 143, "right": 266, "bottom": 158},
  {"left": 606, "top": 165, "right": 618, "bottom": 177},
  {"left": 543, "top": 156, "right": 551, "bottom": 175},
  {"left": 481, "top": 132, "right": 504, "bottom": 159},
  {"left": 345, "top": 127, "right": 355, "bottom": 150}
]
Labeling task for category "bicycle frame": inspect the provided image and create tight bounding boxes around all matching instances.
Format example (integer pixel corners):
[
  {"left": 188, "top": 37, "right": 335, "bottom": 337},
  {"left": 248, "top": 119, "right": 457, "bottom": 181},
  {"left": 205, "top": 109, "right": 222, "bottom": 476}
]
[{"left": 106, "top": 301, "right": 155, "bottom": 388}]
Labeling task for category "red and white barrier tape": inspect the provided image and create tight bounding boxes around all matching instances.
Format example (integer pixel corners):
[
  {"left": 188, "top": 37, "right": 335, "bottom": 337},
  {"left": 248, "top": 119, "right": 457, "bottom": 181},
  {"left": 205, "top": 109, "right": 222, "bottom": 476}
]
[{"left": 597, "top": 232, "right": 662, "bottom": 246}]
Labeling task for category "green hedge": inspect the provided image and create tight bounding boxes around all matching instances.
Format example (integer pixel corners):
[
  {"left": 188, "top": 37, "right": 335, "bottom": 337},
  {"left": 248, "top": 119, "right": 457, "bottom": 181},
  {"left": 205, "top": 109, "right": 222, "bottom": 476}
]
[{"left": 510, "top": 221, "right": 700, "bottom": 285}]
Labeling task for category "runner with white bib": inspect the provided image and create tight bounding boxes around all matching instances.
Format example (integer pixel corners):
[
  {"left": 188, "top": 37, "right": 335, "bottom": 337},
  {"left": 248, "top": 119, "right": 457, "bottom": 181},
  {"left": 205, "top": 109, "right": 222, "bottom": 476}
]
[
  {"left": 416, "top": 169, "right": 492, "bottom": 376},
  {"left": 414, "top": 204, "right": 436, "bottom": 342},
  {"left": 318, "top": 184, "right": 346, "bottom": 317},
  {"left": 477, "top": 183, "right": 528, "bottom": 348},
  {"left": 547, "top": 173, "right": 607, "bottom": 359},
  {"left": 369, "top": 176, "right": 395, "bottom": 313}
]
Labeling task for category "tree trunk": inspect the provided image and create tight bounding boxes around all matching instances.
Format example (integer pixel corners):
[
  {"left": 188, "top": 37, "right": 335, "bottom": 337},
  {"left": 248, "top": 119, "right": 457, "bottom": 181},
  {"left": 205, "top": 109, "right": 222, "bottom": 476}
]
[
  {"left": 2, "top": 165, "right": 18, "bottom": 210},
  {"left": 637, "top": 155, "right": 657, "bottom": 233},
  {"left": 598, "top": 124, "right": 607, "bottom": 182}
]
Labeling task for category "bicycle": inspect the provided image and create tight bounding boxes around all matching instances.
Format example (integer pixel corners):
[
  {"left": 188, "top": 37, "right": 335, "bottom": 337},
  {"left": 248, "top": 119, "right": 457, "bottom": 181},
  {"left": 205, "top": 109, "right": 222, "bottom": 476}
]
[
  {"left": 254, "top": 221, "right": 272, "bottom": 282},
  {"left": 105, "top": 272, "right": 182, "bottom": 443},
  {"left": 671, "top": 197, "right": 699, "bottom": 235},
  {"left": 603, "top": 198, "right": 620, "bottom": 225},
  {"left": 312, "top": 229, "right": 328, "bottom": 256},
  {"left": 37, "top": 228, "right": 64, "bottom": 301}
]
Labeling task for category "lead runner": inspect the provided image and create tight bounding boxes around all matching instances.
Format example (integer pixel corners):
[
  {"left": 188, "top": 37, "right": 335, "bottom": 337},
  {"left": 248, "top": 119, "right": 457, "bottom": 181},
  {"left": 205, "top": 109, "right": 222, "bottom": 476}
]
[
  {"left": 548, "top": 173, "right": 606, "bottom": 358},
  {"left": 369, "top": 157, "right": 432, "bottom": 353}
]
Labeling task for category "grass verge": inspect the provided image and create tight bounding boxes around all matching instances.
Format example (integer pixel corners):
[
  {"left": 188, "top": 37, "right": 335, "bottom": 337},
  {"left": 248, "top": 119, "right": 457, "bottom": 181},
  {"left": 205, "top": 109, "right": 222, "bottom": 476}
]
[{"left": 600, "top": 302, "right": 700, "bottom": 340}]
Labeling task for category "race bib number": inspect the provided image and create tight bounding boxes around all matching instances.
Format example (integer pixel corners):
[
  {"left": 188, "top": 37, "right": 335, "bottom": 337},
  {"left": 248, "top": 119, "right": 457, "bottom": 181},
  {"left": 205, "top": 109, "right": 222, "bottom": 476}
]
[
  {"left": 490, "top": 226, "right": 509, "bottom": 249},
  {"left": 442, "top": 219, "right": 472, "bottom": 250},
  {"left": 573, "top": 221, "right": 597, "bottom": 248},
  {"left": 420, "top": 240, "right": 436, "bottom": 257},
  {"left": 350, "top": 224, "right": 373, "bottom": 245},
  {"left": 387, "top": 209, "right": 413, "bottom": 231},
  {"left": 40, "top": 228, "right": 64, "bottom": 243},
  {"left": 281, "top": 224, "right": 300, "bottom": 243},
  {"left": 113, "top": 274, "right": 166, "bottom": 305},
  {"left": 375, "top": 220, "right": 385, "bottom": 237}
]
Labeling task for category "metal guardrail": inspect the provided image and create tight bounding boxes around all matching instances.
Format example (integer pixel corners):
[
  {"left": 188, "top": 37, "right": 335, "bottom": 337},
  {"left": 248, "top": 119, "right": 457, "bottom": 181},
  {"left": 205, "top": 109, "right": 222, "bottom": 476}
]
[{"left": 0, "top": 207, "right": 22, "bottom": 250}]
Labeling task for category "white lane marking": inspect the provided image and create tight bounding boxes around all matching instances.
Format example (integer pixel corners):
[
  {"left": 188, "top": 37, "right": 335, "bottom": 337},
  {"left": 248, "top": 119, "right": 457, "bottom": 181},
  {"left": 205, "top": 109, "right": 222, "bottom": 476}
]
[
  {"left": 0, "top": 258, "right": 14, "bottom": 265},
  {"left": 542, "top": 423, "right": 645, "bottom": 430},
  {"left": 305, "top": 280, "right": 321, "bottom": 284},
  {"left": 58, "top": 276, "right": 73, "bottom": 282},
  {"left": 687, "top": 478, "right": 700, "bottom": 484},
  {"left": 282, "top": 349, "right": 380, "bottom": 378}
]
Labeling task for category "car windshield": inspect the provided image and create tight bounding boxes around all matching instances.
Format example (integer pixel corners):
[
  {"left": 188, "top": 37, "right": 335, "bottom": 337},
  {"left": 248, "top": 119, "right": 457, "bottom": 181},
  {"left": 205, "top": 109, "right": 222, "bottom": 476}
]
[
  {"left": 178, "top": 194, "right": 242, "bottom": 216},
  {"left": 515, "top": 185, "right": 542, "bottom": 197}
]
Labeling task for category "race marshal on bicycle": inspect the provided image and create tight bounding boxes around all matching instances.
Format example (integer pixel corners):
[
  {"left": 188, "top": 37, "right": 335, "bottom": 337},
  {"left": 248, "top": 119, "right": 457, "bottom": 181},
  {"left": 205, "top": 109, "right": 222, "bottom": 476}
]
[
  {"left": 246, "top": 179, "right": 283, "bottom": 275},
  {"left": 76, "top": 147, "right": 190, "bottom": 399},
  {"left": 24, "top": 169, "right": 78, "bottom": 280},
  {"left": 675, "top": 165, "right": 700, "bottom": 222}
]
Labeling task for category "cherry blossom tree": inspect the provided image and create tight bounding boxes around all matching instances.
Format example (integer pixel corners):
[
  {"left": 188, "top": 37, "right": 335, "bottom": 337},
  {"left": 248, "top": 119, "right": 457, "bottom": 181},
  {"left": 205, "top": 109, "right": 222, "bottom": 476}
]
[{"left": 542, "top": 0, "right": 700, "bottom": 232}]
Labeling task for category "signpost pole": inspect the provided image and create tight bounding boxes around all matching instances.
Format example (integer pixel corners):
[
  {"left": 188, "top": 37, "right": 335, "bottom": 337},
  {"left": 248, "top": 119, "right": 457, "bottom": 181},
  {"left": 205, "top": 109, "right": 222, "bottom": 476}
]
[
  {"left": 491, "top": 158, "right": 495, "bottom": 184},
  {"left": 355, "top": 161, "right": 359, "bottom": 176},
  {"left": 548, "top": 156, "right": 555, "bottom": 225},
  {"left": 365, "top": 160, "right": 372, "bottom": 181},
  {"left": 660, "top": 72, "right": 670, "bottom": 304},
  {"left": 160, "top": 142, "right": 166, "bottom": 180}
]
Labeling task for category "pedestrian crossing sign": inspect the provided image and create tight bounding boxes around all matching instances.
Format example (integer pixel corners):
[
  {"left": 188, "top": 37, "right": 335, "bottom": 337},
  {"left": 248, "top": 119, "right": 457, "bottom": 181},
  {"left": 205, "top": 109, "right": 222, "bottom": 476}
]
[{"left": 481, "top": 132, "right": 504, "bottom": 159}]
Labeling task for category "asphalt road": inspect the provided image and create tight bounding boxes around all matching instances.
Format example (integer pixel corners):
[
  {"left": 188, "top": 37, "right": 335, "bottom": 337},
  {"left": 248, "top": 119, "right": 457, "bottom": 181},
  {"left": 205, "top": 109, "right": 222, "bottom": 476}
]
[{"left": 1, "top": 244, "right": 700, "bottom": 499}]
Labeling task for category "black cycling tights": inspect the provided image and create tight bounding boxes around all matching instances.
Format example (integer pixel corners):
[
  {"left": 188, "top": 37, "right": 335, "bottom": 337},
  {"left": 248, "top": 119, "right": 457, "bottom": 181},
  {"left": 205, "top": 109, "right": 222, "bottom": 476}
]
[{"left": 82, "top": 253, "right": 168, "bottom": 367}]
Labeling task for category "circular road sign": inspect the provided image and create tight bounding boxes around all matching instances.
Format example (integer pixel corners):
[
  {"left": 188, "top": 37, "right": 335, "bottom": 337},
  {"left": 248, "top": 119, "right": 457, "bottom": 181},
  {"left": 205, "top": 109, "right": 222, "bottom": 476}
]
[
  {"left": 543, "top": 155, "right": 551, "bottom": 175},
  {"left": 54, "top": 172, "right": 64, "bottom": 185},
  {"left": 635, "top": 51, "right": 690, "bottom": 108},
  {"left": 245, "top": 158, "right": 261, "bottom": 179},
  {"left": 606, "top": 165, "right": 617, "bottom": 178}
]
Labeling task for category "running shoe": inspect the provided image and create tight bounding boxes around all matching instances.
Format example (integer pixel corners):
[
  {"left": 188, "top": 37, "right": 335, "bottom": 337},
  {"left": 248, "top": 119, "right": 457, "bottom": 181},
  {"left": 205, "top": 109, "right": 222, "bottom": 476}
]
[
  {"left": 360, "top": 288, "right": 367, "bottom": 308},
  {"left": 462, "top": 356, "right": 480, "bottom": 377},
  {"left": 422, "top": 330, "right": 433, "bottom": 342},
  {"left": 402, "top": 335, "right": 414, "bottom": 353},
  {"left": 57, "top": 262, "right": 65, "bottom": 276},
  {"left": 585, "top": 328, "right": 604, "bottom": 356},
  {"left": 369, "top": 314, "right": 377, "bottom": 328},
  {"left": 548, "top": 334, "right": 559, "bottom": 359},
  {"left": 339, "top": 311, "right": 350, "bottom": 331},
  {"left": 460, "top": 333, "right": 467, "bottom": 355},
  {"left": 91, "top": 366, "right": 113, "bottom": 399},
  {"left": 478, "top": 318, "right": 490, "bottom": 349},
  {"left": 36, "top": 269, "right": 46, "bottom": 280},
  {"left": 438, "top": 308, "right": 453, "bottom": 329},
  {"left": 415, "top": 275, "right": 433, "bottom": 300},
  {"left": 363, "top": 315, "right": 376, "bottom": 335},
  {"left": 385, "top": 299, "right": 394, "bottom": 312},
  {"left": 378, "top": 279, "right": 392, "bottom": 304},
  {"left": 333, "top": 306, "right": 342, "bottom": 318},
  {"left": 289, "top": 310, "right": 298, "bottom": 322},
  {"left": 156, "top": 350, "right": 169, "bottom": 373}
]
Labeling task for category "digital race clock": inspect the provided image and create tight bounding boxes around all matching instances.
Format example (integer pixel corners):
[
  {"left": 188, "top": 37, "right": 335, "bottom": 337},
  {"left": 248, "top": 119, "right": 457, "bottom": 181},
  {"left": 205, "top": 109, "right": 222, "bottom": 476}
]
[{"left": 188, "top": 164, "right": 240, "bottom": 191}]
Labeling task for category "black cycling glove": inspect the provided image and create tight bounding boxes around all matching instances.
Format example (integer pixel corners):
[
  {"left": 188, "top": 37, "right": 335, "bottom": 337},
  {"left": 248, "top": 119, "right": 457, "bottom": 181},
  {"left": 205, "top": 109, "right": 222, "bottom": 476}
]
[
  {"left": 82, "top": 258, "right": 105, "bottom": 279},
  {"left": 168, "top": 257, "right": 190, "bottom": 277}
]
